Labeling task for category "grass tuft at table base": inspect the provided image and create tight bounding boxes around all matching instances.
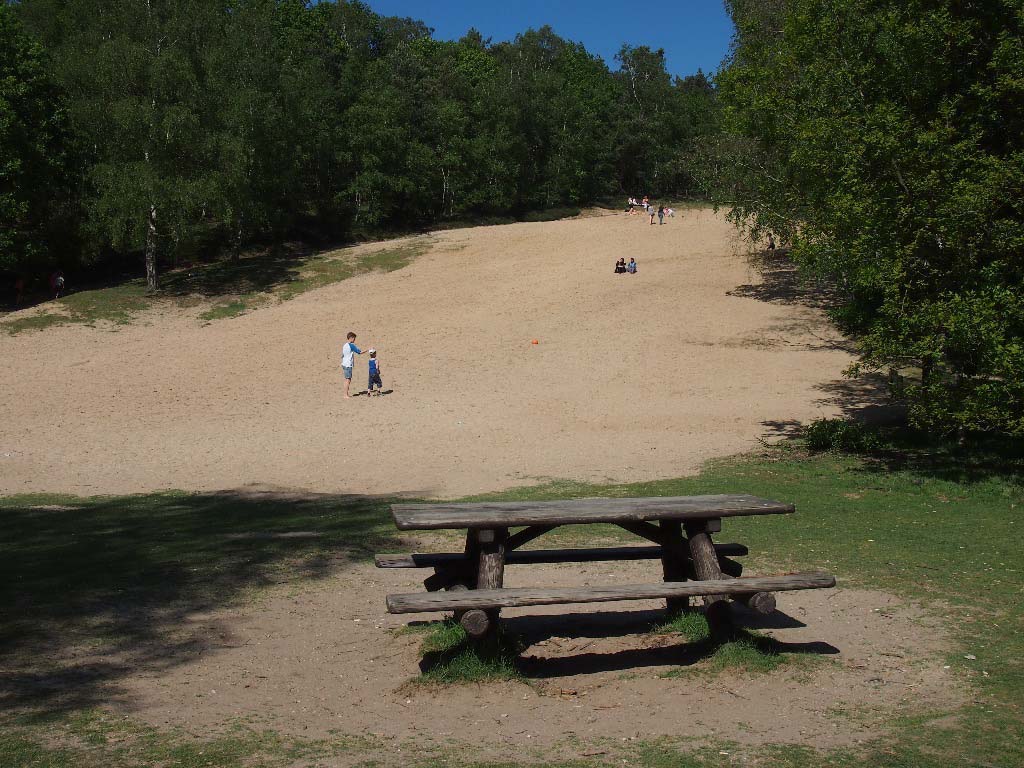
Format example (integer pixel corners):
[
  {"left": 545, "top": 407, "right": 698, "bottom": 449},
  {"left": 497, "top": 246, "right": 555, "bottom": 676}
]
[{"left": 416, "top": 619, "right": 524, "bottom": 685}]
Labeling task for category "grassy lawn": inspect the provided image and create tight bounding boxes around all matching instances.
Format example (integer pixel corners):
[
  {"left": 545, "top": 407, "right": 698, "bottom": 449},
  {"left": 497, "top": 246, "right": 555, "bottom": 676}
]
[
  {"left": 1, "top": 429, "right": 1021, "bottom": 767},
  {"left": 0, "top": 239, "right": 429, "bottom": 334}
]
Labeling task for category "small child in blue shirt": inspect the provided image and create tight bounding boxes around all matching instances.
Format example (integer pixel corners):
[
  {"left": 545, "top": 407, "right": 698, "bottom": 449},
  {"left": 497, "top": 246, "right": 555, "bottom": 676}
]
[{"left": 367, "top": 349, "right": 383, "bottom": 396}]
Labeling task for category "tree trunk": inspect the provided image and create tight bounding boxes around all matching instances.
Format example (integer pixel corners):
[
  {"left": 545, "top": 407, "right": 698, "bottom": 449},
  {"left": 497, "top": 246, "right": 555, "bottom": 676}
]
[{"left": 145, "top": 204, "right": 158, "bottom": 292}]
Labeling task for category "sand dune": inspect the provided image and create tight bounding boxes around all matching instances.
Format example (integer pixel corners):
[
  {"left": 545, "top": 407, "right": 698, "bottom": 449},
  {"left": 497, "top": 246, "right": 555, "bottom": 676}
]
[{"left": 0, "top": 208, "right": 856, "bottom": 498}]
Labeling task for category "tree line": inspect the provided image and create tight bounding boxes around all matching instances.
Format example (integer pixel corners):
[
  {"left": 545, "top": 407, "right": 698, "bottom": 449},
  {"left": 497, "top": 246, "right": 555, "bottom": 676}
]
[
  {"left": 1, "top": 0, "right": 718, "bottom": 290},
  {"left": 702, "top": 0, "right": 1024, "bottom": 436}
]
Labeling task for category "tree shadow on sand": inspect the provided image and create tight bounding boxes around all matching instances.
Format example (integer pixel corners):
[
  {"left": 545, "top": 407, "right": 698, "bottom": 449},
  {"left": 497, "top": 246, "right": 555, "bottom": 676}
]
[
  {"left": 727, "top": 248, "right": 838, "bottom": 311},
  {"left": 0, "top": 490, "right": 403, "bottom": 716}
]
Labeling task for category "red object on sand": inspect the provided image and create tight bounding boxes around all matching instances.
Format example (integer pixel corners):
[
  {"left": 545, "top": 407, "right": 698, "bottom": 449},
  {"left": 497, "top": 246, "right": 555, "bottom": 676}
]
[{"left": 531, "top": 339, "right": 539, "bottom": 345}]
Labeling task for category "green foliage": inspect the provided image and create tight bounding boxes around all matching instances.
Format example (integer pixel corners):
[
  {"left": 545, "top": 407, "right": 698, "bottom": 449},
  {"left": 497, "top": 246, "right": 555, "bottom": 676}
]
[
  {"left": 705, "top": 0, "right": 1024, "bottom": 436},
  {"left": 803, "top": 418, "right": 883, "bottom": 453},
  {"left": 7, "top": 2, "right": 720, "bottom": 290},
  {"left": 0, "top": 5, "right": 76, "bottom": 276}
]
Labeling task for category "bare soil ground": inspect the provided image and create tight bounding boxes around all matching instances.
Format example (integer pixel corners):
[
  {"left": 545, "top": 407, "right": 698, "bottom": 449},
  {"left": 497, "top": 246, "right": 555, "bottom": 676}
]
[
  {"left": 0, "top": 209, "right": 859, "bottom": 498},
  {"left": 99, "top": 557, "right": 960, "bottom": 761}
]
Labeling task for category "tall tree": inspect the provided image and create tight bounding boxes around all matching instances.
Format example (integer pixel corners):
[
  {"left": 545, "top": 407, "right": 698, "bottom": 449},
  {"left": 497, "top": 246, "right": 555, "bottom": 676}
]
[
  {"left": 0, "top": 4, "right": 74, "bottom": 277},
  {"left": 710, "top": 0, "right": 1024, "bottom": 434}
]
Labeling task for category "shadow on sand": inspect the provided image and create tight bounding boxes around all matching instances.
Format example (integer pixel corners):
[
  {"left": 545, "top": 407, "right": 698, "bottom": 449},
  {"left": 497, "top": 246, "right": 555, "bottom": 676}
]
[
  {"left": 0, "top": 490, "right": 402, "bottom": 716},
  {"left": 420, "top": 606, "right": 838, "bottom": 679}
]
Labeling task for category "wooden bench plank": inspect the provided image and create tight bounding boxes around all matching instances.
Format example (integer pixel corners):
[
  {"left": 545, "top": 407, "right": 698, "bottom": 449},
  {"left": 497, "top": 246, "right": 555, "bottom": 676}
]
[
  {"left": 375, "top": 543, "right": 750, "bottom": 569},
  {"left": 386, "top": 572, "right": 835, "bottom": 613},
  {"left": 391, "top": 495, "right": 794, "bottom": 530}
]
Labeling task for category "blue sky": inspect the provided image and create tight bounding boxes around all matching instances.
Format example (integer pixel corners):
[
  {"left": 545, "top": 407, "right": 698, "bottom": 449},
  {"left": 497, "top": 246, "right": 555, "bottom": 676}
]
[{"left": 363, "top": 1, "right": 735, "bottom": 78}]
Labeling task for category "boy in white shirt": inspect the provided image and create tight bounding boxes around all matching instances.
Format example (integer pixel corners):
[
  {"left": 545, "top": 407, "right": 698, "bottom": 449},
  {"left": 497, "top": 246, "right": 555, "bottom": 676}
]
[{"left": 341, "top": 331, "right": 362, "bottom": 398}]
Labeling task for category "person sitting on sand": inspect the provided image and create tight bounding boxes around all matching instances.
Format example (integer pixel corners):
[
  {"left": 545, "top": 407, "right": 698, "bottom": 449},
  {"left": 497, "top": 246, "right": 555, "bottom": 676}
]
[
  {"left": 627, "top": 258, "right": 637, "bottom": 274},
  {"left": 614, "top": 258, "right": 627, "bottom": 274}
]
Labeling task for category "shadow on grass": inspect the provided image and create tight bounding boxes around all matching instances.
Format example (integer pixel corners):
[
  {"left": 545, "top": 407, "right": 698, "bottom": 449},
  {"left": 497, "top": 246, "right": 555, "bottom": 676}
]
[
  {"left": 416, "top": 607, "right": 835, "bottom": 682},
  {"left": 158, "top": 246, "right": 308, "bottom": 297},
  {"left": 0, "top": 490, "right": 401, "bottom": 715}
]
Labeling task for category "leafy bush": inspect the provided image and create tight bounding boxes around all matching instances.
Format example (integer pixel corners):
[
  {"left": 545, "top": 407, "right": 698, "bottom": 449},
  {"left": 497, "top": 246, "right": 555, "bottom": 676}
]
[{"left": 803, "top": 418, "right": 882, "bottom": 453}]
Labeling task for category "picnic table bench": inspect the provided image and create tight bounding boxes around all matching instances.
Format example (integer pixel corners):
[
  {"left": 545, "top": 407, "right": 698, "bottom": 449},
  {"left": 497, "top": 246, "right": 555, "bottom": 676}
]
[{"left": 376, "top": 495, "right": 835, "bottom": 640}]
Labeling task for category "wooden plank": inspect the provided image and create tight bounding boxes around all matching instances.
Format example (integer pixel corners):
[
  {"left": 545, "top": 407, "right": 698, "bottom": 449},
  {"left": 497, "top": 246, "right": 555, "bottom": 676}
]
[
  {"left": 375, "top": 543, "right": 750, "bottom": 569},
  {"left": 391, "top": 495, "right": 794, "bottom": 530},
  {"left": 386, "top": 572, "right": 836, "bottom": 613}
]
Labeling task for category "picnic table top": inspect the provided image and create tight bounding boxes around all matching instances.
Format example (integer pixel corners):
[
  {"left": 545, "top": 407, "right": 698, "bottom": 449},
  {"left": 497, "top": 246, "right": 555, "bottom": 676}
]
[{"left": 390, "top": 494, "right": 794, "bottom": 531}]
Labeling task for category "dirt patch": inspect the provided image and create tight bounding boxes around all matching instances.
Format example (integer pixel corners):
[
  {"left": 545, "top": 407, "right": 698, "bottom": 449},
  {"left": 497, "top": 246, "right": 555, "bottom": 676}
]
[
  {"left": 79, "top": 558, "right": 962, "bottom": 758},
  {"left": 0, "top": 209, "right": 857, "bottom": 498}
]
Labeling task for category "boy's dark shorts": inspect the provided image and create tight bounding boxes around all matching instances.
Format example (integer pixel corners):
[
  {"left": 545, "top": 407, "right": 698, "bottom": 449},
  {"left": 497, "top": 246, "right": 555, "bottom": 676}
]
[{"left": 368, "top": 372, "right": 383, "bottom": 390}]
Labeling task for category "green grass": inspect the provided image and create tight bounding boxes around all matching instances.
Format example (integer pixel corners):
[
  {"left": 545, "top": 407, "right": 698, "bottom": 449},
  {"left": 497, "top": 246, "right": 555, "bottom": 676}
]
[
  {"left": 414, "top": 619, "right": 523, "bottom": 685},
  {"left": 275, "top": 240, "right": 428, "bottom": 301},
  {"left": 198, "top": 299, "right": 249, "bottom": 321},
  {"left": 2, "top": 428, "right": 1022, "bottom": 767},
  {"left": 652, "top": 611, "right": 814, "bottom": 677},
  {"left": 1, "top": 282, "right": 153, "bottom": 334},
  {"left": 0, "top": 312, "right": 67, "bottom": 334},
  {"left": 0, "top": 239, "right": 430, "bottom": 334}
]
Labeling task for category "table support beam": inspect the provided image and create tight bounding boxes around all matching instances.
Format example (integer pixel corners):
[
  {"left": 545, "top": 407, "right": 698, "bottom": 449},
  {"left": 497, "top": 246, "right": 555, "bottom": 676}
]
[
  {"left": 505, "top": 525, "right": 557, "bottom": 551},
  {"left": 659, "top": 520, "right": 690, "bottom": 614},
  {"left": 685, "top": 519, "right": 733, "bottom": 638},
  {"left": 460, "top": 527, "right": 508, "bottom": 640}
]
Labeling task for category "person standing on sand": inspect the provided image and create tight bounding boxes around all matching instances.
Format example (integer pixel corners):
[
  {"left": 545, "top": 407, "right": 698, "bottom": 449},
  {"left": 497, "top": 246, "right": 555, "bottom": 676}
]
[
  {"left": 367, "top": 349, "right": 383, "bottom": 396},
  {"left": 649, "top": 206, "right": 656, "bottom": 225},
  {"left": 658, "top": 205, "right": 665, "bottom": 225},
  {"left": 341, "top": 331, "right": 362, "bottom": 398}
]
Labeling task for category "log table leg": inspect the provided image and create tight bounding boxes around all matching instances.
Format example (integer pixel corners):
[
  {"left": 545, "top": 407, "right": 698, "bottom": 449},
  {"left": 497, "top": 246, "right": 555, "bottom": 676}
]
[
  {"left": 453, "top": 530, "right": 480, "bottom": 628},
  {"left": 684, "top": 519, "right": 734, "bottom": 639},
  {"left": 659, "top": 520, "right": 690, "bottom": 614},
  {"left": 460, "top": 527, "right": 508, "bottom": 640}
]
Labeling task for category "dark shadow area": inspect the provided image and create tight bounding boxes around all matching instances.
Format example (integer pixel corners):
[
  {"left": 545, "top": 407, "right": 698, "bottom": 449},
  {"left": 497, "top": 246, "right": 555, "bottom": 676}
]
[
  {"left": 158, "top": 244, "right": 312, "bottom": 297},
  {"left": 515, "top": 633, "right": 838, "bottom": 679},
  {"left": 857, "top": 429, "right": 1024, "bottom": 486},
  {"left": 814, "top": 373, "right": 908, "bottom": 426},
  {"left": 727, "top": 249, "right": 837, "bottom": 310},
  {"left": 760, "top": 419, "right": 804, "bottom": 440},
  {"left": 0, "top": 490, "right": 402, "bottom": 714},
  {"left": 419, "top": 607, "right": 834, "bottom": 679}
]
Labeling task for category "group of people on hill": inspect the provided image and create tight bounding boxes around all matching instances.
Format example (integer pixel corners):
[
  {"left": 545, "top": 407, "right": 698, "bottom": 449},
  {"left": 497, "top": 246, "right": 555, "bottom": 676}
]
[
  {"left": 626, "top": 196, "right": 674, "bottom": 225},
  {"left": 341, "top": 331, "right": 385, "bottom": 399}
]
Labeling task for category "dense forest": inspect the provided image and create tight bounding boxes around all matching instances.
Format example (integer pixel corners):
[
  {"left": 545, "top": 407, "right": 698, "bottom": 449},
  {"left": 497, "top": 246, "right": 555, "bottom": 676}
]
[{"left": 0, "top": 0, "right": 719, "bottom": 289}]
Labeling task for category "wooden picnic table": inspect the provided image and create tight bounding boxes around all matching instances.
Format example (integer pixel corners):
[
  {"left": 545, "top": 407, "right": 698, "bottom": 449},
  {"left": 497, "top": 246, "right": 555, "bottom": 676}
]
[{"left": 376, "top": 494, "right": 835, "bottom": 640}]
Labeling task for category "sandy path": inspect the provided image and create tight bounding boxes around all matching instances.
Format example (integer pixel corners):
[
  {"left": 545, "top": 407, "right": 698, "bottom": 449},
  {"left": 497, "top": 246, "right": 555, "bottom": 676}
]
[
  {"left": 113, "top": 559, "right": 958, "bottom": 757},
  {"left": 0, "top": 209, "right": 854, "bottom": 497}
]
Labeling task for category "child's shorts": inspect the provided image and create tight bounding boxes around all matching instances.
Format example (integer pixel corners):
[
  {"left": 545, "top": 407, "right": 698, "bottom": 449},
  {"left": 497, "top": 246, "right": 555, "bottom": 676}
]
[
  {"left": 342, "top": 366, "right": 353, "bottom": 380},
  {"left": 368, "top": 372, "right": 383, "bottom": 390}
]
